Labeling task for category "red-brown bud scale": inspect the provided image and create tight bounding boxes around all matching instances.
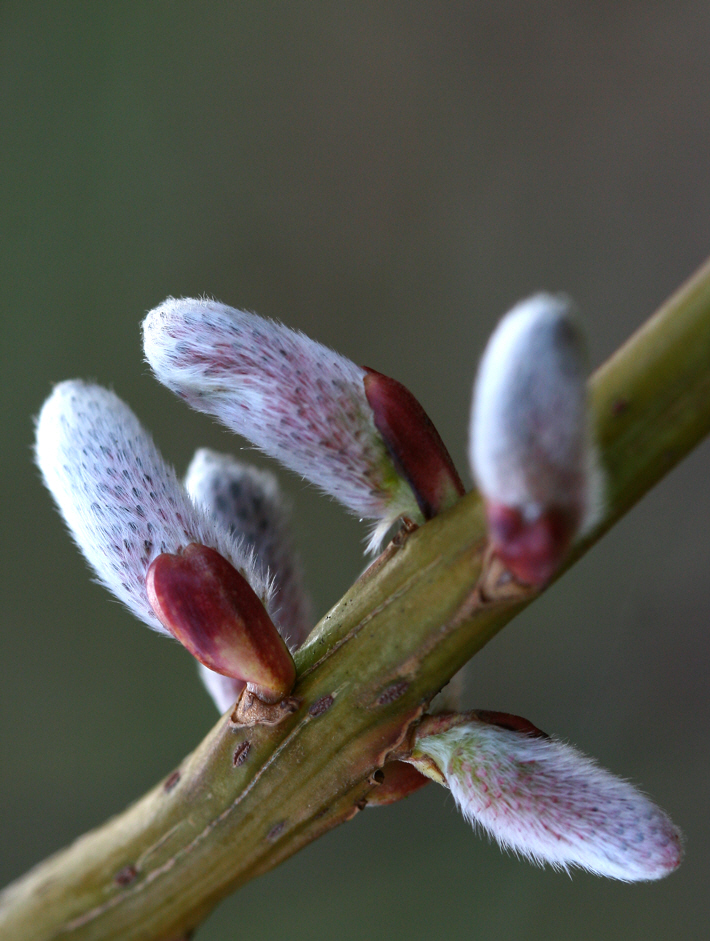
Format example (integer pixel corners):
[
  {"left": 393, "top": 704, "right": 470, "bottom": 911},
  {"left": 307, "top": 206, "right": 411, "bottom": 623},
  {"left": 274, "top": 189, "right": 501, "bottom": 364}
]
[
  {"left": 147, "top": 543, "right": 296, "bottom": 703},
  {"left": 363, "top": 367, "right": 465, "bottom": 519}
]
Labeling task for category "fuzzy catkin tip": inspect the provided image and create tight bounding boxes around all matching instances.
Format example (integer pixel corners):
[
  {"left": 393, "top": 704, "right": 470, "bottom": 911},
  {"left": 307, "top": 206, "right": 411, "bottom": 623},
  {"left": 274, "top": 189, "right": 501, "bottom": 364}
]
[
  {"left": 469, "top": 294, "right": 604, "bottom": 583},
  {"left": 413, "top": 720, "right": 682, "bottom": 881},
  {"left": 35, "top": 381, "right": 271, "bottom": 634},
  {"left": 471, "top": 293, "right": 602, "bottom": 520},
  {"left": 143, "top": 297, "right": 421, "bottom": 550}
]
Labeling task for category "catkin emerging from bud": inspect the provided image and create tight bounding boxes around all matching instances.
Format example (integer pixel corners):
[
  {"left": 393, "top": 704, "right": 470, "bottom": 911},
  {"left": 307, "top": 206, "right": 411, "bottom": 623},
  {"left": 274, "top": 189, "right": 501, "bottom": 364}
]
[
  {"left": 470, "top": 294, "right": 603, "bottom": 584},
  {"left": 35, "top": 381, "right": 271, "bottom": 634},
  {"left": 412, "top": 718, "right": 682, "bottom": 881},
  {"left": 143, "top": 298, "right": 461, "bottom": 550},
  {"left": 146, "top": 544, "right": 296, "bottom": 703},
  {"left": 185, "top": 449, "right": 311, "bottom": 650},
  {"left": 185, "top": 450, "right": 311, "bottom": 711}
]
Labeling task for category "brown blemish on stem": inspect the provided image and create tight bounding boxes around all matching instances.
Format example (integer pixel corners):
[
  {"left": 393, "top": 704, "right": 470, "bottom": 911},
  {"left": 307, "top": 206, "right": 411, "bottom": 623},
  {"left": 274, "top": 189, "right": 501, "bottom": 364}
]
[
  {"left": 163, "top": 770, "right": 181, "bottom": 793},
  {"left": 266, "top": 821, "right": 285, "bottom": 842},
  {"left": 375, "top": 680, "right": 410, "bottom": 706},
  {"left": 232, "top": 741, "right": 251, "bottom": 767},
  {"left": 308, "top": 694, "right": 334, "bottom": 717},
  {"left": 114, "top": 865, "right": 138, "bottom": 888}
]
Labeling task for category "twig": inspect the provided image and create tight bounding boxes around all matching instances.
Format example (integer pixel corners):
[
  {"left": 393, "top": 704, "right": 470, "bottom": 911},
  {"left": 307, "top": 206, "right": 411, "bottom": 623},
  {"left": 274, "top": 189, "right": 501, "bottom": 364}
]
[{"left": 2, "top": 257, "right": 710, "bottom": 940}]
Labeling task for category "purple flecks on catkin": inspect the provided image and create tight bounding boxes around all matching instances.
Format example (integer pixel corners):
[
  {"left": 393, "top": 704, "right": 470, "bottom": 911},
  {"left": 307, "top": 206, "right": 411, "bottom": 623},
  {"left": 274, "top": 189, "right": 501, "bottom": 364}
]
[
  {"left": 35, "top": 381, "right": 271, "bottom": 635},
  {"left": 142, "top": 298, "right": 420, "bottom": 550},
  {"left": 414, "top": 721, "right": 682, "bottom": 881}
]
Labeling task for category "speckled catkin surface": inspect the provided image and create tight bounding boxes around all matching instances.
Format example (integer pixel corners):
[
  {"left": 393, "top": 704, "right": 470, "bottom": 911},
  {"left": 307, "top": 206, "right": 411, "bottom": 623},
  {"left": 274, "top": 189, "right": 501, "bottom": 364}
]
[
  {"left": 143, "top": 298, "right": 420, "bottom": 548},
  {"left": 35, "top": 381, "right": 272, "bottom": 634}
]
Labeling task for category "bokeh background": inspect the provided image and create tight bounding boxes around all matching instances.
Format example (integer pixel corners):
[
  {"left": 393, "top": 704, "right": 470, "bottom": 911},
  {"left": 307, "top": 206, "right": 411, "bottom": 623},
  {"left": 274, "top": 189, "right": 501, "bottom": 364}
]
[{"left": 3, "top": 3, "right": 710, "bottom": 939}]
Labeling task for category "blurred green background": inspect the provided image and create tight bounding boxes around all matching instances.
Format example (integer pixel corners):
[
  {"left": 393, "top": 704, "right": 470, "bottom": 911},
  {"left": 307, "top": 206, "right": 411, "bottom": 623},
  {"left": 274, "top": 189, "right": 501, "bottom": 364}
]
[{"left": 2, "top": 3, "right": 710, "bottom": 939}]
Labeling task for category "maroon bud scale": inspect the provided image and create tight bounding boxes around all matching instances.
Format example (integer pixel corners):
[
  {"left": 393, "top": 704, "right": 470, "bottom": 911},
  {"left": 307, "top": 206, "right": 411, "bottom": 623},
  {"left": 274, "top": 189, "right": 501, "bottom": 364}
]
[
  {"left": 147, "top": 543, "right": 296, "bottom": 703},
  {"left": 363, "top": 367, "right": 464, "bottom": 519}
]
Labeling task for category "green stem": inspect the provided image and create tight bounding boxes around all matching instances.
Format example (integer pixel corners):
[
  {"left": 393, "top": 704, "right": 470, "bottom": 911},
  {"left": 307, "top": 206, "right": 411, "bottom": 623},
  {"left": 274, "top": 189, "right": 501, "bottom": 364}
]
[{"left": 2, "top": 258, "right": 710, "bottom": 941}]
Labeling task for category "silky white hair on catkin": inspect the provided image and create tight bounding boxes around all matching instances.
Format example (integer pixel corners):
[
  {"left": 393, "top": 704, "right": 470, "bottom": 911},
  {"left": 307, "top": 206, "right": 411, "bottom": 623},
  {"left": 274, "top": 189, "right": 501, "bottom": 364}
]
[
  {"left": 416, "top": 722, "right": 683, "bottom": 881},
  {"left": 470, "top": 294, "right": 603, "bottom": 531},
  {"left": 142, "top": 297, "right": 420, "bottom": 551},
  {"left": 35, "top": 381, "right": 272, "bottom": 635}
]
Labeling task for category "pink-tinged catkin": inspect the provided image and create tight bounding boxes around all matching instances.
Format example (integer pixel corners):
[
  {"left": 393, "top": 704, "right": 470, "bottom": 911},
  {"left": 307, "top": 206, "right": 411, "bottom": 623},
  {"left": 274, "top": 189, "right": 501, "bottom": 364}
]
[
  {"left": 413, "top": 721, "right": 682, "bottom": 881},
  {"left": 35, "top": 381, "right": 272, "bottom": 635},
  {"left": 185, "top": 449, "right": 312, "bottom": 712},
  {"left": 142, "top": 298, "right": 421, "bottom": 550},
  {"left": 469, "top": 294, "right": 603, "bottom": 584}
]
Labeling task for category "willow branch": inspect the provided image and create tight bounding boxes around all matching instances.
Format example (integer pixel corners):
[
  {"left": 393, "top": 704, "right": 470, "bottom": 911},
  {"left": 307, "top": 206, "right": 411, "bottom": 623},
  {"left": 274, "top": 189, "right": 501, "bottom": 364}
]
[{"left": 2, "top": 258, "right": 710, "bottom": 941}]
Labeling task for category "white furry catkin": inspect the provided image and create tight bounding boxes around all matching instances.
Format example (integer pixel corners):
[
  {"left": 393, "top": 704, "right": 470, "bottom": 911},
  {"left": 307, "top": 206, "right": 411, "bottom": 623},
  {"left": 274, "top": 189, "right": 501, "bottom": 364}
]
[
  {"left": 185, "top": 449, "right": 312, "bottom": 712},
  {"left": 469, "top": 294, "right": 603, "bottom": 584},
  {"left": 35, "top": 381, "right": 271, "bottom": 635},
  {"left": 413, "top": 721, "right": 682, "bottom": 881},
  {"left": 143, "top": 297, "right": 421, "bottom": 550}
]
